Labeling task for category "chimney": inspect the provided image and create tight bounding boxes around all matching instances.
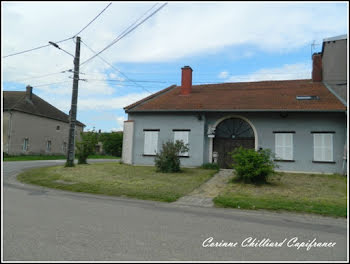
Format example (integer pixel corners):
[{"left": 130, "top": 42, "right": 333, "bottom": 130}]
[
  {"left": 26, "top": 85, "right": 33, "bottom": 100},
  {"left": 180, "top": 66, "right": 193, "bottom": 95},
  {"left": 312, "top": 53, "right": 322, "bottom": 82}
]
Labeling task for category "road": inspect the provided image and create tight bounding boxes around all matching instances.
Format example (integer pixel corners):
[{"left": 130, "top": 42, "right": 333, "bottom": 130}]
[{"left": 2, "top": 160, "right": 348, "bottom": 261}]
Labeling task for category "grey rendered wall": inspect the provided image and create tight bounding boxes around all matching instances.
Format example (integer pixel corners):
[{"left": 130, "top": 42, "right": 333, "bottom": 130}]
[
  {"left": 7, "top": 111, "right": 83, "bottom": 155},
  {"left": 322, "top": 39, "right": 347, "bottom": 103},
  {"left": 206, "top": 112, "right": 346, "bottom": 174},
  {"left": 3, "top": 112, "right": 10, "bottom": 153},
  {"left": 128, "top": 113, "right": 206, "bottom": 167}
]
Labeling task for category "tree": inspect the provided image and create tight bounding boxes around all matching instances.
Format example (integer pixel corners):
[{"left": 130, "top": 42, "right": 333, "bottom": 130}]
[
  {"left": 99, "top": 132, "right": 123, "bottom": 157},
  {"left": 75, "top": 131, "right": 98, "bottom": 164}
]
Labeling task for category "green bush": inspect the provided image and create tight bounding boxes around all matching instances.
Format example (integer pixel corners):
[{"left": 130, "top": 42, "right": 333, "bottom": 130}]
[
  {"left": 201, "top": 163, "right": 220, "bottom": 171},
  {"left": 231, "top": 147, "right": 277, "bottom": 184},
  {"left": 75, "top": 131, "right": 98, "bottom": 165},
  {"left": 154, "top": 140, "right": 189, "bottom": 173}
]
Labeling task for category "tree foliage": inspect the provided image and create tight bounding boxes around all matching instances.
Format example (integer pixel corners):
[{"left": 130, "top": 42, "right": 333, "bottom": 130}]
[
  {"left": 76, "top": 131, "right": 98, "bottom": 164},
  {"left": 99, "top": 132, "right": 123, "bottom": 157}
]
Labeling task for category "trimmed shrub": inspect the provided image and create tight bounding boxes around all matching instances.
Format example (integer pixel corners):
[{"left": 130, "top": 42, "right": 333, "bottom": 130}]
[
  {"left": 231, "top": 147, "right": 277, "bottom": 184},
  {"left": 154, "top": 140, "right": 189, "bottom": 173}
]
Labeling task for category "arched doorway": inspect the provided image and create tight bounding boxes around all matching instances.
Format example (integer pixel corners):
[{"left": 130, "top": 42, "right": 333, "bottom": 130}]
[{"left": 213, "top": 117, "right": 255, "bottom": 168}]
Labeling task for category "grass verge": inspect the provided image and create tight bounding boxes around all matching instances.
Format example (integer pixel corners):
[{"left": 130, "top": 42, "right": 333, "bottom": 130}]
[
  {"left": 17, "top": 163, "right": 217, "bottom": 202},
  {"left": 213, "top": 172, "right": 347, "bottom": 217},
  {"left": 4, "top": 154, "right": 119, "bottom": 161}
]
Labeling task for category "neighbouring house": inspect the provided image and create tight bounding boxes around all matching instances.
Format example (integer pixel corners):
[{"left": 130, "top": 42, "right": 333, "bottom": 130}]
[
  {"left": 320, "top": 34, "right": 347, "bottom": 106},
  {"left": 3, "top": 85, "right": 85, "bottom": 155},
  {"left": 122, "top": 56, "right": 347, "bottom": 175}
]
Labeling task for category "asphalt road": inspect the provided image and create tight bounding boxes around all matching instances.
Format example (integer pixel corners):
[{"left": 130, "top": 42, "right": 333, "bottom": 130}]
[{"left": 2, "top": 160, "right": 348, "bottom": 261}]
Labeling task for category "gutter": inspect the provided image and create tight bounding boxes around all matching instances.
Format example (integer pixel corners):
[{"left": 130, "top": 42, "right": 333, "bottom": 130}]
[{"left": 126, "top": 109, "right": 346, "bottom": 113}]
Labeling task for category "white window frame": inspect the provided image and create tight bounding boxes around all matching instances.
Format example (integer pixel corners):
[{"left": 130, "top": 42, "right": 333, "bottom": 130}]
[
  {"left": 173, "top": 130, "right": 190, "bottom": 157},
  {"left": 313, "top": 133, "right": 334, "bottom": 162},
  {"left": 23, "top": 138, "right": 29, "bottom": 151},
  {"left": 143, "top": 130, "right": 159, "bottom": 155},
  {"left": 274, "top": 132, "right": 294, "bottom": 161}
]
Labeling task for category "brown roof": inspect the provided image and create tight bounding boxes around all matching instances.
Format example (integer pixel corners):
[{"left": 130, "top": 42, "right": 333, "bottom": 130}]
[
  {"left": 125, "top": 79, "right": 346, "bottom": 112},
  {"left": 3, "top": 91, "right": 85, "bottom": 126}
]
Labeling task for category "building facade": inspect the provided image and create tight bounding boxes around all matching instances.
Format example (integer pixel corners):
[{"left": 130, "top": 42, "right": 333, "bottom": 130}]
[
  {"left": 3, "top": 86, "right": 84, "bottom": 155},
  {"left": 123, "top": 61, "right": 347, "bottom": 174}
]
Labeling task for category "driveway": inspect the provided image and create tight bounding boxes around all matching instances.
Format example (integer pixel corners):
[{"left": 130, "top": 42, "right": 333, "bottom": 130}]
[{"left": 2, "top": 160, "right": 348, "bottom": 261}]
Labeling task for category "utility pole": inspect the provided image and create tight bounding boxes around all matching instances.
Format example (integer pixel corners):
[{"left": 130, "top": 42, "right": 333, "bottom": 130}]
[{"left": 66, "top": 36, "right": 81, "bottom": 167}]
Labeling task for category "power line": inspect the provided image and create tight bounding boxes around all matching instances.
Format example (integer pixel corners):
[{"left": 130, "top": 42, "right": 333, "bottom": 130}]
[
  {"left": 4, "top": 67, "right": 89, "bottom": 84},
  {"left": 73, "top": 2, "right": 112, "bottom": 37},
  {"left": 80, "top": 39, "right": 152, "bottom": 94},
  {"left": 85, "top": 77, "right": 167, "bottom": 83},
  {"left": 3, "top": 37, "right": 73, "bottom": 58},
  {"left": 3, "top": 2, "right": 112, "bottom": 59},
  {"left": 31, "top": 80, "right": 72, "bottom": 88},
  {"left": 80, "top": 3, "right": 167, "bottom": 66},
  {"left": 6, "top": 70, "right": 68, "bottom": 83}
]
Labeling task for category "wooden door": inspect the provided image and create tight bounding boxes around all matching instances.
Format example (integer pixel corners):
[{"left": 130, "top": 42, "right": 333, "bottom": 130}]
[{"left": 213, "top": 118, "right": 255, "bottom": 169}]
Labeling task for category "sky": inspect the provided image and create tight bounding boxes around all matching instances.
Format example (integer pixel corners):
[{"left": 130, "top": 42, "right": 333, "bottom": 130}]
[{"left": 2, "top": 1, "right": 348, "bottom": 132}]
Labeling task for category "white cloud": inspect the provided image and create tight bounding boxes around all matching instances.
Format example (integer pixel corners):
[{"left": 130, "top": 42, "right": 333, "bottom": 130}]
[
  {"left": 47, "top": 92, "right": 150, "bottom": 112},
  {"left": 1, "top": 2, "right": 346, "bottom": 128},
  {"left": 2, "top": 2, "right": 347, "bottom": 69},
  {"left": 218, "top": 71, "right": 229, "bottom": 79},
  {"left": 109, "top": 116, "right": 126, "bottom": 131},
  {"left": 226, "top": 62, "right": 311, "bottom": 82}
]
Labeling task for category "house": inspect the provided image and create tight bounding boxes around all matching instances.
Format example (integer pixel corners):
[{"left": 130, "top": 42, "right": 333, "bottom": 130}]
[
  {"left": 122, "top": 60, "right": 347, "bottom": 174},
  {"left": 320, "top": 34, "right": 347, "bottom": 106},
  {"left": 3, "top": 85, "right": 85, "bottom": 155}
]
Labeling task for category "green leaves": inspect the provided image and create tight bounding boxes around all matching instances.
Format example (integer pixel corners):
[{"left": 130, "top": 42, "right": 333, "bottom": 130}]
[
  {"left": 76, "top": 130, "right": 98, "bottom": 164},
  {"left": 231, "top": 147, "right": 277, "bottom": 184},
  {"left": 154, "top": 140, "right": 189, "bottom": 173}
]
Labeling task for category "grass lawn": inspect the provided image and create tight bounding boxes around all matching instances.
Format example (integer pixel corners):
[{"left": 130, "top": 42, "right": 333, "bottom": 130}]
[
  {"left": 213, "top": 172, "right": 347, "bottom": 217},
  {"left": 4, "top": 154, "right": 118, "bottom": 161},
  {"left": 17, "top": 163, "right": 217, "bottom": 202}
]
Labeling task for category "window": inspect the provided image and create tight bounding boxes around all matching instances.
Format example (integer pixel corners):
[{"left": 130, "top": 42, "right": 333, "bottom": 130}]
[
  {"left": 275, "top": 133, "right": 293, "bottom": 161},
  {"left": 46, "top": 140, "right": 52, "bottom": 152},
  {"left": 143, "top": 130, "right": 159, "bottom": 155},
  {"left": 313, "top": 133, "right": 333, "bottom": 162},
  {"left": 296, "top": 95, "right": 319, "bottom": 100},
  {"left": 173, "top": 130, "right": 190, "bottom": 157},
  {"left": 23, "top": 138, "right": 29, "bottom": 151},
  {"left": 56, "top": 125, "right": 60, "bottom": 131}
]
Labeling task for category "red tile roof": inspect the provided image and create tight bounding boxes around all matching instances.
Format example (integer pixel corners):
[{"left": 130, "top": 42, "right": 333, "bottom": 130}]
[{"left": 125, "top": 80, "right": 346, "bottom": 112}]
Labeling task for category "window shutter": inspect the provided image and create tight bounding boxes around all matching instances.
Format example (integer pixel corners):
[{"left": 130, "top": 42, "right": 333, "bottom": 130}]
[
  {"left": 144, "top": 131, "right": 158, "bottom": 155},
  {"left": 313, "top": 133, "right": 333, "bottom": 162},
  {"left": 174, "top": 131, "right": 189, "bottom": 156},
  {"left": 275, "top": 133, "right": 293, "bottom": 160},
  {"left": 284, "top": 134, "right": 293, "bottom": 160},
  {"left": 275, "top": 134, "right": 284, "bottom": 159}
]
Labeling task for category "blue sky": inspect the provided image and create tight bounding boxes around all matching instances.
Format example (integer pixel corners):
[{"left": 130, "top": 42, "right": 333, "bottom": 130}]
[{"left": 2, "top": 2, "right": 348, "bottom": 132}]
